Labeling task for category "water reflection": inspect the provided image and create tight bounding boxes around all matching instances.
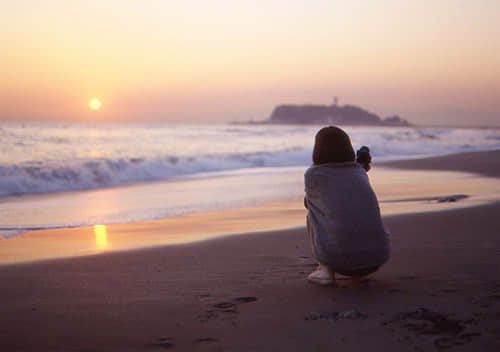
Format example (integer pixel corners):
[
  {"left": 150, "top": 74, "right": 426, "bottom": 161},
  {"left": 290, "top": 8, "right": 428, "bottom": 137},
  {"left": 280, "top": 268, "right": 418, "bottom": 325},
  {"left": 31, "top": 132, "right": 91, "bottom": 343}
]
[{"left": 94, "top": 224, "right": 109, "bottom": 250}]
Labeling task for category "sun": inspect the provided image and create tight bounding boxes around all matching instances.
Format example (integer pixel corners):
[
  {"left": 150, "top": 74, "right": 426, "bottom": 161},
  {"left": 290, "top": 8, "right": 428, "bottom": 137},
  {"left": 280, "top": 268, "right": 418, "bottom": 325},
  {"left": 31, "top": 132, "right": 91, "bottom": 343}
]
[{"left": 89, "top": 98, "right": 102, "bottom": 111}]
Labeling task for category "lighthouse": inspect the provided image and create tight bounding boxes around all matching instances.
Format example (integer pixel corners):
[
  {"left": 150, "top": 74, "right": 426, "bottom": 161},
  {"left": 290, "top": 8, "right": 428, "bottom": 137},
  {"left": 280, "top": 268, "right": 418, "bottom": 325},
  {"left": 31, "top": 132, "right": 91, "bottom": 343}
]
[{"left": 333, "top": 96, "right": 338, "bottom": 107}]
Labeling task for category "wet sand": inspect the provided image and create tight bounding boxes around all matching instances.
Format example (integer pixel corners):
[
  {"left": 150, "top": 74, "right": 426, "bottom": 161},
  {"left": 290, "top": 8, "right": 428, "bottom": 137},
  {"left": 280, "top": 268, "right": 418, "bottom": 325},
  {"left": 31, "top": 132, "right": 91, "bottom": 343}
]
[
  {"left": 0, "top": 150, "right": 499, "bottom": 351},
  {"left": 2, "top": 165, "right": 499, "bottom": 265},
  {"left": 379, "top": 150, "right": 500, "bottom": 178}
]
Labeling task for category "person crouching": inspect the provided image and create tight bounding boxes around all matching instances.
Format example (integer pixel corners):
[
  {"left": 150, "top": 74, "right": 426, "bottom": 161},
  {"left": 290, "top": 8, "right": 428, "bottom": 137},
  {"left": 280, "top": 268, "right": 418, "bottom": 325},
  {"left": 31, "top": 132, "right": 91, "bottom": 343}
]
[{"left": 304, "top": 126, "right": 390, "bottom": 286}]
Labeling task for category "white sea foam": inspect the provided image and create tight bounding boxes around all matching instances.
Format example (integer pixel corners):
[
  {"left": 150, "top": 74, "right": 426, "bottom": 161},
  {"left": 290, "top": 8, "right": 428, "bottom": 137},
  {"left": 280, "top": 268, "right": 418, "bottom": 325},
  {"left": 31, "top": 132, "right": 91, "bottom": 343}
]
[
  {"left": 0, "top": 166, "right": 307, "bottom": 237},
  {"left": 0, "top": 149, "right": 310, "bottom": 197},
  {"left": 1, "top": 121, "right": 500, "bottom": 239},
  {"left": 0, "top": 122, "right": 499, "bottom": 197}
]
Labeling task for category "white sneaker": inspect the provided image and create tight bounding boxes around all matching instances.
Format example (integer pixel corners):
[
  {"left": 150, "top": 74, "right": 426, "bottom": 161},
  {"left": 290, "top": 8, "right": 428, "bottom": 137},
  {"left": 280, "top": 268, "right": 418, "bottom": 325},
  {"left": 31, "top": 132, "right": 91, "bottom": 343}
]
[{"left": 307, "top": 264, "right": 335, "bottom": 286}]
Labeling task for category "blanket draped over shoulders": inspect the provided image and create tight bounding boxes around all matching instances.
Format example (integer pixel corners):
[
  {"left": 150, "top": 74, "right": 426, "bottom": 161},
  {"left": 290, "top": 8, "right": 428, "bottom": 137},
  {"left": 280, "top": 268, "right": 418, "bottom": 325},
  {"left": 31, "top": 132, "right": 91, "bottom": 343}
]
[{"left": 304, "top": 162, "right": 390, "bottom": 271}]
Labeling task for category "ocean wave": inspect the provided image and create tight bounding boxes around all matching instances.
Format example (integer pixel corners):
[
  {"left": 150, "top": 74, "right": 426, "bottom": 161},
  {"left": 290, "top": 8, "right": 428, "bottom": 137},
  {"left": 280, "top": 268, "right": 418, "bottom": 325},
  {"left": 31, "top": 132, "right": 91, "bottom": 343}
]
[
  {"left": 1, "top": 124, "right": 499, "bottom": 197},
  {"left": 0, "top": 149, "right": 311, "bottom": 197}
]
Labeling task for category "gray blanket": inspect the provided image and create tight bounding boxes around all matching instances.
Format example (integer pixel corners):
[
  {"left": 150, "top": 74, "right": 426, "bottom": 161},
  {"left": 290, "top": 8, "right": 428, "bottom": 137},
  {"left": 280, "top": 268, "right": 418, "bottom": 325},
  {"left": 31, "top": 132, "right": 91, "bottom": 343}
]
[{"left": 304, "top": 162, "right": 390, "bottom": 271}]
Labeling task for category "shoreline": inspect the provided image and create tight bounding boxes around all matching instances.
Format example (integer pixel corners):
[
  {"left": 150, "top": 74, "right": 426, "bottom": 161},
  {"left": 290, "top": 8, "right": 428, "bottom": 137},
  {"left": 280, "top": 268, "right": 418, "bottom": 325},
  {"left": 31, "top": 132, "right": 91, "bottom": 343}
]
[
  {"left": 1, "top": 150, "right": 499, "bottom": 265},
  {"left": 378, "top": 149, "right": 500, "bottom": 178},
  {"left": 0, "top": 150, "right": 499, "bottom": 351}
]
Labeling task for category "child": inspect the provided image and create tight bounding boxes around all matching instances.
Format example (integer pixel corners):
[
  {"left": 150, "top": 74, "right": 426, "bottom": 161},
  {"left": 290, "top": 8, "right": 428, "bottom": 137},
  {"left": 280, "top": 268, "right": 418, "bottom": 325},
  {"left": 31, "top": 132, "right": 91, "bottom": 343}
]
[{"left": 304, "top": 126, "right": 390, "bottom": 286}]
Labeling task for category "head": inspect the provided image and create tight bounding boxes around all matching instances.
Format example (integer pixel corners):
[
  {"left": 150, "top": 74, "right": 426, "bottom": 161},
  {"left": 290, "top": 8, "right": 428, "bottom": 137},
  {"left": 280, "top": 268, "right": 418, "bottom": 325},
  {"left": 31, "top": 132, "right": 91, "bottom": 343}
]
[{"left": 312, "top": 126, "right": 355, "bottom": 165}]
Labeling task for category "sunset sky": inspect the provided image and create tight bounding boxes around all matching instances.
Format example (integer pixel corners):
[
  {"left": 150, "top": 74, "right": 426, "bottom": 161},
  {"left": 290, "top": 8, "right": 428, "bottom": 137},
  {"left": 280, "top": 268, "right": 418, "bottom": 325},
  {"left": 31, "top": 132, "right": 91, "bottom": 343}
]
[{"left": 1, "top": 0, "right": 499, "bottom": 126}]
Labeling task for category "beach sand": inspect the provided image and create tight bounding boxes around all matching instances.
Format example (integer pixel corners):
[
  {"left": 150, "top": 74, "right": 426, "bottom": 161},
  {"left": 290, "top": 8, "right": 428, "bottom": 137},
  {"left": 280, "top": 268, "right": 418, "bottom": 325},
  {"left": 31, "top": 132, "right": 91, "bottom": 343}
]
[
  {"left": 0, "top": 151, "right": 499, "bottom": 351},
  {"left": 379, "top": 150, "right": 500, "bottom": 178}
]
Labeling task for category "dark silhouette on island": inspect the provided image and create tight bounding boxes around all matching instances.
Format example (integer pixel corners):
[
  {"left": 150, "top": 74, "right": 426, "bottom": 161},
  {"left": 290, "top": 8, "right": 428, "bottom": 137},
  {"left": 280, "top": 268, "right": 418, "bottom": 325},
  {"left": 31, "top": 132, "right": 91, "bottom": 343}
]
[{"left": 268, "top": 101, "right": 411, "bottom": 126}]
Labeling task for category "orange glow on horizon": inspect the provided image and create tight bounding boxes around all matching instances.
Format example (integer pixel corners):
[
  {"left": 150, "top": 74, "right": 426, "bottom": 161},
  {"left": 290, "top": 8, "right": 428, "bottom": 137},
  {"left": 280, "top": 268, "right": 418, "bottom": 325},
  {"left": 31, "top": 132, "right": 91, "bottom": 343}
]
[{"left": 1, "top": 1, "right": 499, "bottom": 125}]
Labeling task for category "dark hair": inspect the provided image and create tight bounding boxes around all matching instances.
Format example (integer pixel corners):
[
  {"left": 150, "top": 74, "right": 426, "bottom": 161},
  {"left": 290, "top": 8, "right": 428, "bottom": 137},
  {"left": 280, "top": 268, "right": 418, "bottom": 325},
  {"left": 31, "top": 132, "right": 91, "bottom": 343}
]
[{"left": 312, "top": 126, "right": 355, "bottom": 164}]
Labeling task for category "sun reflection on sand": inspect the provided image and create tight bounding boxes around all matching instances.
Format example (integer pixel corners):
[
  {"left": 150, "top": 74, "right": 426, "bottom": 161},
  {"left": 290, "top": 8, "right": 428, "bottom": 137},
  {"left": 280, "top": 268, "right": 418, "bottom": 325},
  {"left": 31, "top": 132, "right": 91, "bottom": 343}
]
[{"left": 94, "top": 225, "right": 109, "bottom": 250}]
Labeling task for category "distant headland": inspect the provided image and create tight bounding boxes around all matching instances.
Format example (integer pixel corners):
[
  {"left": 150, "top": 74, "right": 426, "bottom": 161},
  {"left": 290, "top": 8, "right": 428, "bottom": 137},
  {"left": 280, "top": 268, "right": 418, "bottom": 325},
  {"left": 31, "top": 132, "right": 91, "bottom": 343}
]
[
  {"left": 268, "top": 98, "right": 411, "bottom": 126},
  {"left": 240, "top": 98, "right": 411, "bottom": 126}
]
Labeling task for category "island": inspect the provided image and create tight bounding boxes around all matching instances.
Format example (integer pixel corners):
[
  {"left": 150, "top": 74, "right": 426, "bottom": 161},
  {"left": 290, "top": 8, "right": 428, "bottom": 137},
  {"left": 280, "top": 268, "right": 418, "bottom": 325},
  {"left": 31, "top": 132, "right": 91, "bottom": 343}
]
[{"left": 267, "top": 99, "right": 411, "bottom": 126}]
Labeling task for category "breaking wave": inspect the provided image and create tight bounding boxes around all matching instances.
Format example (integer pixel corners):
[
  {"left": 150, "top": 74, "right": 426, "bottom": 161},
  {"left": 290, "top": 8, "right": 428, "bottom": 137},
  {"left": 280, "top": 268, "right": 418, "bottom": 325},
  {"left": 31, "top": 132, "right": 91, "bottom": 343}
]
[
  {"left": 0, "top": 149, "right": 310, "bottom": 197},
  {"left": 0, "top": 122, "right": 499, "bottom": 197}
]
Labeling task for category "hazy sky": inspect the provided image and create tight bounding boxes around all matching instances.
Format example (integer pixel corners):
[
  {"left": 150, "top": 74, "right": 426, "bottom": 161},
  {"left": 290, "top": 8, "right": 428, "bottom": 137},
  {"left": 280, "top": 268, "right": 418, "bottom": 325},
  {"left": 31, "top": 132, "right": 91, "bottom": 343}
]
[{"left": 1, "top": 0, "right": 499, "bottom": 126}]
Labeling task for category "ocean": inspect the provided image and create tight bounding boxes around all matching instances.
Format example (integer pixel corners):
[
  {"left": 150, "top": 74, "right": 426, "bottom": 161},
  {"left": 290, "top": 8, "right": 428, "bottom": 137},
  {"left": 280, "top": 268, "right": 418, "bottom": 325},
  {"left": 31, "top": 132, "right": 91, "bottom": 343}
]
[{"left": 1, "top": 121, "right": 499, "bottom": 238}]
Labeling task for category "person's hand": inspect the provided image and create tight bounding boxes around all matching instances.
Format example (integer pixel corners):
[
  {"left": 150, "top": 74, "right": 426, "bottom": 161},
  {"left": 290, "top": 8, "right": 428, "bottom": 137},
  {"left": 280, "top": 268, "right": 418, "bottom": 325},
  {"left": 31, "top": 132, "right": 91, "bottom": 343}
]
[{"left": 356, "top": 146, "right": 372, "bottom": 172}]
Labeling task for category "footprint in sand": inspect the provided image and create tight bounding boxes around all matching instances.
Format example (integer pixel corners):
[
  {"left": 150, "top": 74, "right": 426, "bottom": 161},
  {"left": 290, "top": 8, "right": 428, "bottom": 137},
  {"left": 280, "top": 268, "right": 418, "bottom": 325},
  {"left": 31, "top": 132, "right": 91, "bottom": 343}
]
[
  {"left": 213, "top": 302, "right": 235, "bottom": 309},
  {"left": 213, "top": 296, "right": 258, "bottom": 309},
  {"left": 383, "top": 308, "right": 481, "bottom": 350},
  {"left": 199, "top": 297, "right": 259, "bottom": 322},
  {"left": 150, "top": 337, "right": 175, "bottom": 349},
  {"left": 193, "top": 337, "right": 222, "bottom": 351},
  {"left": 232, "top": 296, "right": 258, "bottom": 304}
]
